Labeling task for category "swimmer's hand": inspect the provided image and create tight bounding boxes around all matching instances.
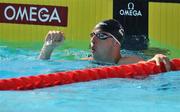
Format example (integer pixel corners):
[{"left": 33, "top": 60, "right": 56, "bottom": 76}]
[
  {"left": 38, "top": 31, "right": 65, "bottom": 60},
  {"left": 148, "top": 54, "right": 171, "bottom": 71},
  {"left": 44, "top": 31, "right": 65, "bottom": 47}
]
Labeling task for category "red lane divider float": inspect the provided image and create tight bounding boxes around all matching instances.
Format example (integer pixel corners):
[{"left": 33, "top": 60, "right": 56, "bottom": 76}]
[{"left": 0, "top": 58, "right": 180, "bottom": 90}]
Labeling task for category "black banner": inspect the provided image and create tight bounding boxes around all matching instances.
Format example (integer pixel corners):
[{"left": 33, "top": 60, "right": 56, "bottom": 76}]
[{"left": 113, "top": 0, "right": 149, "bottom": 50}]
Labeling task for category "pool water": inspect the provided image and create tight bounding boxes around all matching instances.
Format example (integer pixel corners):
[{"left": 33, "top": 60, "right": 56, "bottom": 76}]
[{"left": 0, "top": 46, "right": 180, "bottom": 112}]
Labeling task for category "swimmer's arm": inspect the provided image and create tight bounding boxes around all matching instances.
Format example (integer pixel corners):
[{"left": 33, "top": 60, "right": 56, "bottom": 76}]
[
  {"left": 119, "top": 54, "right": 170, "bottom": 71},
  {"left": 38, "top": 45, "right": 55, "bottom": 60},
  {"left": 38, "top": 31, "right": 65, "bottom": 60}
]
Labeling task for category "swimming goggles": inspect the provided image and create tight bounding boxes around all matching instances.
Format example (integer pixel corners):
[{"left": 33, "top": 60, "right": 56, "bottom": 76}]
[{"left": 90, "top": 32, "right": 120, "bottom": 45}]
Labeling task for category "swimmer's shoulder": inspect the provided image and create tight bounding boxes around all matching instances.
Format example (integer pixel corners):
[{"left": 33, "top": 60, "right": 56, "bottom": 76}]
[{"left": 118, "top": 56, "right": 144, "bottom": 65}]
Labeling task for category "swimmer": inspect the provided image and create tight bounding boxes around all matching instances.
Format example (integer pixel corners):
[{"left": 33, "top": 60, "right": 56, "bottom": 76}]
[{"left": 38, "top": 19, "right": 171, "bottom": 71}]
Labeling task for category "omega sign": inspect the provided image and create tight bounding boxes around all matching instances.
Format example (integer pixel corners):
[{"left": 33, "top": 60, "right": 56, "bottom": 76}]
[
  {"left": 119, "top": 2, "right": 142, "bottom": 16},
  {"left": 0, "top": 3, "right": 68, "bottom": 26}
]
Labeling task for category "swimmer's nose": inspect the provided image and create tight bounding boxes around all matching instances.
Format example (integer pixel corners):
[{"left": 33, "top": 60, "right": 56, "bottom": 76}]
[
  {"left": 90, "top": 38, "right": 96, "bottom": 48},
  {"left": 91, "top": 35, "right": 98, "bottom": 43}
]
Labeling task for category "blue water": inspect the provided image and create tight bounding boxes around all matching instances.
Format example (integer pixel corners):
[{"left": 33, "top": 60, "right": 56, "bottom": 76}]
[{"left": 0, "top": 46, "right": 180, "bottom": 112}]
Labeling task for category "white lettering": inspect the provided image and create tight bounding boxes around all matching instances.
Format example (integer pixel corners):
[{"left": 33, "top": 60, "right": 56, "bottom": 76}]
[
  {"left": 137, "top": 10, "right": 142, "bottom": 16},
  {"left": 49, "top": 8, "right": 61, "bottom": 23},
  {"left": 124, "top": 10, "right": 129, "bottom": 15},
  {"left": 119, "top": 2, "right": 142, "bottom": 17},
  {"left": 119, "top": 10, "right": 124, "bottom": 15},
  {"left": 119, "top": 10, "right": 142, "bottom": 16},
  {"left": 3, "top": 5, "right": 62, "bottom": 23},
  {"left": 4, "top": 6, "right": 16, "bottom": 20},
  {"left": 15, "top": 6, "right": 28, "bottom": 21},
  {"left": 128, "top": 2, "right": 134, "bottom": 10},
  {"left": 132, "top": 10, "right": 136, "bottom": 16},
  {"left": 38, "top": 8, "right": 49, "bottom": 22},
  {"left": 129, "top": 10, "right": 132, "bottom": 16},
  {"left": 29, "top": 7, "right": 37, "bottom": 22}
]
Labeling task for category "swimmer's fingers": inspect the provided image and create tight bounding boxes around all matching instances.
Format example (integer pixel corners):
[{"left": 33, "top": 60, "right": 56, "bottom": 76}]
[
  {"left": 148, "top": 54, "right": 171, "bottom": 71},
  {"left": 45, "top": 31, "right": 53, "bottom": 42},
  {"left": 44, "top": 31, "right": 65, "bottom": 46},
  {"left": 156, "top": 55, "right": 171, "bottom": 71},
  {"left": 155, "top": 57, "right": 161, "bottom": 66},
  {"left": 44, "top": 31, "right": 54, "bottom": 46},
  {"left": 53, "top": 31, "right": 65, "bottom": 43},
  {"left": 162, "top": 57, "right": 171, "bottom": 71},
  {"left": 147, "top": 57, "right": 160, "bottom": 65}
]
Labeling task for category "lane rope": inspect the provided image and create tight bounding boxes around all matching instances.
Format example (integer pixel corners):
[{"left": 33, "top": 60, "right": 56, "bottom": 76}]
[{"left": 0, "top": 58, "right": 180, "bottom": 90}]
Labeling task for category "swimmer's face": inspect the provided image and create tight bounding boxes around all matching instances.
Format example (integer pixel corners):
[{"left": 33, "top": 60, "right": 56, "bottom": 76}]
[{"left": 90, "top": 29, "right": 117, "bottom": 62}]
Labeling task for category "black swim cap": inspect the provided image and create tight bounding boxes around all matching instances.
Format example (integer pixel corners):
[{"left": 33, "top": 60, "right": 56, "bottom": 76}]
[{"left": 94, "top": 19, "right": 124, "bottom": 43}]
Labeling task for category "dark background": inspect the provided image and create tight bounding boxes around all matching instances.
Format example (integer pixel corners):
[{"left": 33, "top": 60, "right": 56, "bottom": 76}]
[{"left": 113, "top": 0, "right": 149, "bottom": 50}]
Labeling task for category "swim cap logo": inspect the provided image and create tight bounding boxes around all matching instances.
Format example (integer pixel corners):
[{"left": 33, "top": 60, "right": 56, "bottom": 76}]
[
  {"left": 119, "top": 2, "right": 142, "bottom": 17},
  {"left": 0, "top": 3, "right": 68, "bottom": 26},
  {"left": 119, "top": 29, "right": 124, "bottom": 36}
]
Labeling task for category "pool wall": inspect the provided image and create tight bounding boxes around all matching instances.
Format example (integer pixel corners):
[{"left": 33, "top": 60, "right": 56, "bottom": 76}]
[{"left": 0, "top": 0, "right": 179, "bottom": 57}]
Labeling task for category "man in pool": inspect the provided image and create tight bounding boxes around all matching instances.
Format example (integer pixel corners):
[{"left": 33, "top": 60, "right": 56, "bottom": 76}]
[{"left": 38, "top": 19, "right": 171, "bottom": 71}]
